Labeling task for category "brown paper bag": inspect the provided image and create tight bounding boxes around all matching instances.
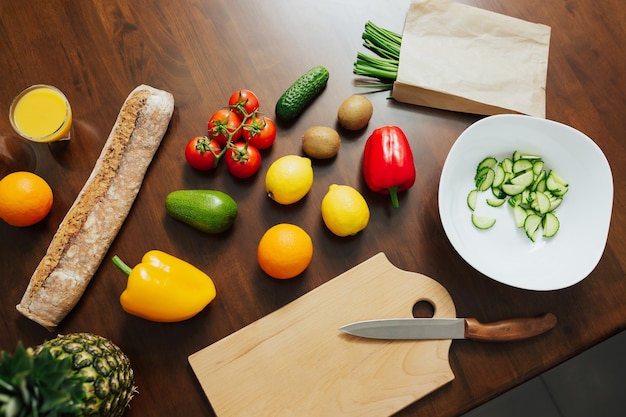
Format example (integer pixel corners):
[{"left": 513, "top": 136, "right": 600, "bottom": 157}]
[{"left": 392, "top": 0, "right": 551, "bottom": 117}]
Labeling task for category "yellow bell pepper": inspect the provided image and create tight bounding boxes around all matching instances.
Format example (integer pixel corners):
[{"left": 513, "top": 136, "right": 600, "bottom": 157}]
[{"left": 112, "top": 250, "right": 216, "bottom": 322}]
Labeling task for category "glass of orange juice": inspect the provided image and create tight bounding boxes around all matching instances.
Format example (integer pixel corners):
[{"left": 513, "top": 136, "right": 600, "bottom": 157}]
[{"left": 9, "top": 84, "right": 73, "bottom": 143}]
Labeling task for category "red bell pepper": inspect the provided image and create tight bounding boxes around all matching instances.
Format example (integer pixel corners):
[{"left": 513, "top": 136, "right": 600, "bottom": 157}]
[{"left": 362, "top": 126, "right": 416, "bottom": 208}]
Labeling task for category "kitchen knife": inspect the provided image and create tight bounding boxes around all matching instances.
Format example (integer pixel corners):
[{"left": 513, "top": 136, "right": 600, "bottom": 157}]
[{"left": 339, "top": 313, "right": 557, "bottom": 342}]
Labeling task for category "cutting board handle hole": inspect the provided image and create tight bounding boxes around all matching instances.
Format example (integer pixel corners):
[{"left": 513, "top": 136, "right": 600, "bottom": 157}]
[{"left": 412, "top": 300, "right": 435, "bottom": 318}]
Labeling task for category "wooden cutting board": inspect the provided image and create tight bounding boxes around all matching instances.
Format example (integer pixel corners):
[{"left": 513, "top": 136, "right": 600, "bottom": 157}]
[{"left": 189, "top": 253, "right": 457, "bottom": 416}]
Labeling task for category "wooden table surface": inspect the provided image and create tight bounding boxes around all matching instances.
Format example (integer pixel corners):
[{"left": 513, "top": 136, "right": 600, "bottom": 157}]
[{"left": 1, "top": 0, "right": 625, "bottom": 415}]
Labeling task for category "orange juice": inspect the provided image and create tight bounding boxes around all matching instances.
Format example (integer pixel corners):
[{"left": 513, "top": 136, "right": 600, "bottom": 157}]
[{"left": 10, "top": 85, "right": 72, "bottom": 142}]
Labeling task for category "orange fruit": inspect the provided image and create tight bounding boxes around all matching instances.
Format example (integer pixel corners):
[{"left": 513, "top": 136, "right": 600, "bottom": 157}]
[
  {"left": 257, "top": 223, "right": 313, "bottom": 279},
  {"left": 0, "top": 171, "right": 53, "bottom": 226}
]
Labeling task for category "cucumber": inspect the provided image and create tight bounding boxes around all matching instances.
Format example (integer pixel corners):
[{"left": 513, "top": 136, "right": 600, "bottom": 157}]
[
  {"left": 467, "top": 150, "right": 568, "bottom": 241},
  {"left": 530, "top": 169, "right": 546, "bottom": 191},
  {"left": 474, "top": 167, "right": 495, "bottom": 191},
  {"left": 476, "top": 156, "right": 497, "bottom": 171},
  {"left": 529, "top": 191, "right": 551, "bottom": 214},
  {"left": 467, "top": 189, "right": 478, "bottom": 211},
  {"left": 165, "top": 190, "right": 238, "bottom": 233},
  {"left": 501, "top": 157, "right": 513, "bottom": 173},
  {"left": 507, "top": 193, "right": 522, "bottom": 207},
  {"left": 532, "top": 160, "right": 545, "bottom": 176},
  {"left": 549, "top": 197, "right": 563, "bottom": 211},
  {"left": 542, "top": 212, "right": 560, "bottom": 237},
  {"left": 491, "top": 187, "right": 506, "bottom": 199},
  {"left": 512, "top": 159, "right": 533, "bottom": 173},
  {"left": 275, "top": 66, "right": 330, "bottom": 121},
  {"left": 510, "top": 170, "right": 534, "bottom": 188},
  {"left": 486, "top": 197, "right": 506, "bottom": 207},
  {"left": 524, "top": 213, "right": 542, "bottom": 242},
  {"left": 502, "top": 183, "right": 525, "bottom": 196},
  {"left": 492, "top": 164, "right": 505, "bottom": 188},
  {"left": 471, "top": 213, "right": 496, "bottom": 230},
  {"left": 546, "top": 170, "right": 569, "bottom": 196},
  {"left": 512, "top": 205, "right": 527, "bottom": 228}
]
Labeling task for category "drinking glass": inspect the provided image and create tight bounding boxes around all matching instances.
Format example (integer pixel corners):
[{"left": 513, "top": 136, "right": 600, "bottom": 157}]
[{"left": 9, "top": 84, "right": 73, "bottom": 142}]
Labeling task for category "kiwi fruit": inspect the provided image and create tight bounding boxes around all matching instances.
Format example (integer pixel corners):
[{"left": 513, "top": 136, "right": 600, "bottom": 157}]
[
  {"left": 301, "top": 126, "right": 341, "bottom": 159},
  {"left": 337, "top": 95, "right": 373, "bottom": 130}
]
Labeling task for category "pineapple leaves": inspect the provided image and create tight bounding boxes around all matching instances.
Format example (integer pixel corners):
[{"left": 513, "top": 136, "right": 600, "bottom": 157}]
[
  {"left": 1, "top": 334, "right": 135, "bottom": 417},
  {"left": 0, "top": 343, "right": 85, "bottom": 417},
  {"left": 0, "top": 343, "right": 33, "bottom": 416},
  {"left": 35, "top": 354, "right": 84, "bottom": 415}
]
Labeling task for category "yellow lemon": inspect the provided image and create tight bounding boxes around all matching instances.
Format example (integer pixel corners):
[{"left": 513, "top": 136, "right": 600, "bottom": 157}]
[
  {"left": 265, "top": 155, "right": 314, "bottom": 204},
  {"left": 321, "top": 184, "right": 370, "bottom": 237}
]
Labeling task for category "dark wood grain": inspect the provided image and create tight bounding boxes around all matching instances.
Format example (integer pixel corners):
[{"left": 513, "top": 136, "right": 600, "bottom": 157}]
[{"left": 1, "top": 1, "right": 624, "bottom": 416}]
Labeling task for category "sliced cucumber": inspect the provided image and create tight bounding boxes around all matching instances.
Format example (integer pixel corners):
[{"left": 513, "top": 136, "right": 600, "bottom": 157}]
[
  {"left": 524, "top": 214, "right": 542, "bottom": 242},
  {"left": 542, "top": 212, "right": 560, "bottom": 237},
  {"left": 491, "top": 187, "right": 506, "bottom": 199},
  {"left": 513, "top": 159, "right": 533, "bottom": 173},
  {"left": 530, "top": 170, "right": 546, "bottom": 191},
  {"left": 486, "top": 197, "right": 506, "bottom": 207},
  {"left": 477, "top": 156, "right": 498, "bottom": 171},
  {"left": 468, "top": 151, "right": 568, "bottom": 241},
  {"left": 535, "top": 178, "right": 547, "bottom": 192},
  {"left": 532, "top": 160, "right": 545, "bottom": 176},
  {"left": 512, "top": 205, "right": 527, "bottom": 228},
  {"left": 467, "top": 189, "right": 478, "bottom": 211},
  {"left": 475, "top": 167, "right": 495, "bottom": 191},
  {"left": 472, "top": 214, "right": 496, "bottom": 229},
  {"left": 492, "top": 164, "right": 505, "bottom": 188},
  {"left": 510, "top": 170, "right": 534, "bottom": 188},
  {"left": 501, "top": 158, "right": 513, "bottom": 173},
  {"left": 508, "top": 194, "right": 522, "bottom": 207},
  {"left": 549, "top": 197, "right": 563, "bottom": 211},
  {"left": 521, "top": 189, "right": 531, "bottom": 205},
  {"left": 530, "top": 191, "right": 551, "bottom": 215},
  {"left": 548, "top": 170, "right": 568, "bottom": 186},
  {"left": 546, "top": 170, "right": 569, "bottom": 196},
  {"left": 502, "top": 183, "right": 525, "bottom": 196}
]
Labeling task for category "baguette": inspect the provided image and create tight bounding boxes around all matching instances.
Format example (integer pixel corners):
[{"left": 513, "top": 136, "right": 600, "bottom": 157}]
[{"left": 17, "top": 84, "right": 174, "bottom": 330}]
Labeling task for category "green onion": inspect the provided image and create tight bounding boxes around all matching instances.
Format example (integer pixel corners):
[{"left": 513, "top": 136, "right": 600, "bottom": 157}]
[{"left": 353, "top": 21, "right": 403, "bottom": 89}]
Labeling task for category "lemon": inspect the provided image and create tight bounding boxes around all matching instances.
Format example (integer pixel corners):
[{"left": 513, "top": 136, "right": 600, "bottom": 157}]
[
  {"left": 265, "top": 155, "right": 314, "bottom": 205},
  {"left": 321, "top": 184, "right": 370, "bottom": 237}
]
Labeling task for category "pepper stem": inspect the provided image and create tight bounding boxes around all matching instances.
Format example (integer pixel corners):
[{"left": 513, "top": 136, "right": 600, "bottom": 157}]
[
  {"left": 112, "top": 255, "right": 133, "bottom": 276},
  {"left": 388, "top": 186, "right": 400, "bottom": 208}
]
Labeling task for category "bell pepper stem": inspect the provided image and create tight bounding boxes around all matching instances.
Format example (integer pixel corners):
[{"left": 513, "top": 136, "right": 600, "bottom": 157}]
[
  {"left": 112, "top": 255, "right": 133, "bottom": 276},
  {"left": 388, "top": 186, "right": 400, "bottom": 208}
]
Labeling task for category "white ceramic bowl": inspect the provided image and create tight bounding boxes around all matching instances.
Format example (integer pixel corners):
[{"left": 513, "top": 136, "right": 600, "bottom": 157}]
[{"left": 438, "top": 114, "right": 613, "bottom": 290}]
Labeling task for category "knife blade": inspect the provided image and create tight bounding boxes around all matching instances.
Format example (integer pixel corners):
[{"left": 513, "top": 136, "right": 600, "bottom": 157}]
[{"left": 339, "top": 313, "right": 557, "bottom": 342}]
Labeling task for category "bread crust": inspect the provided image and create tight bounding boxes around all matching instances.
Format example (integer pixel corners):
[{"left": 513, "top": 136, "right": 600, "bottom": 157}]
[{"left": 16, "top": 84, "right": 174, "bottom": 330}]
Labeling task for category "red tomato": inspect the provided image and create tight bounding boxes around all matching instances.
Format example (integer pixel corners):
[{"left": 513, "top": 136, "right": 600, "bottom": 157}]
[
  {"left": 224, "top": 142, "right": 261, "bottom": 178},
  {"left": 228, "top": 89, "right": 260, "bottom": 120},
  {"left": 185, "top": 136, "right": 221, "bottom": 171},
  {"left": 243, "top": 115, "right": 276, "bottom": 150},
  {"left": 208, "top": 109, "right": 242, "bottom": 146}
]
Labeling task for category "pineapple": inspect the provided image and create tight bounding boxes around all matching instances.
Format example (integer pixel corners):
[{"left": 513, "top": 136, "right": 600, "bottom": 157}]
[{"left": 0, "top": 333, "right": 136, "bottom": 416}]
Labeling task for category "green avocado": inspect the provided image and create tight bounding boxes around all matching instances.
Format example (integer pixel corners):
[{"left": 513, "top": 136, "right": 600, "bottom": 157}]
[{"left": 165, "top": 190, "right": 238, "bottom": 233}]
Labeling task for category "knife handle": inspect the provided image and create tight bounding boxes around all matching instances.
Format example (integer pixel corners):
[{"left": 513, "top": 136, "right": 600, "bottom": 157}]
[{"left": 464, "top": 313, "right": 557, "bottom": 342}]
